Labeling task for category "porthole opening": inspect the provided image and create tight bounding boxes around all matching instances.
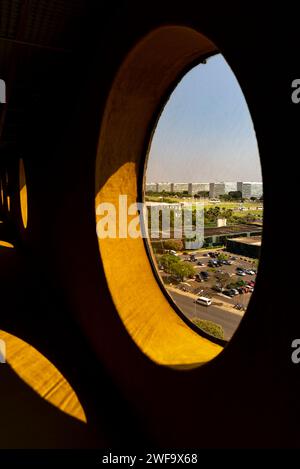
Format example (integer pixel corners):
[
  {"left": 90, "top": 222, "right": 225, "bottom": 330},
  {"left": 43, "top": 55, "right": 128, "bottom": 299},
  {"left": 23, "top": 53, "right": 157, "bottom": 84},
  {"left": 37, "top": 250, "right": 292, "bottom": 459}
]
[
  {"left": 95, "top": 26, "right": 262, "bottom": 367},
  {"left": 144, "top": 53, "right": 262, "bottom": 343}
]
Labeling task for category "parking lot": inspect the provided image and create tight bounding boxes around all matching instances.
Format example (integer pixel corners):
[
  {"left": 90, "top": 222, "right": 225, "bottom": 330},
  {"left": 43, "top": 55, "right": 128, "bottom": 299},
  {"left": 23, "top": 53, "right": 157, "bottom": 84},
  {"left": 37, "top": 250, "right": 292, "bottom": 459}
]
[{"left": 158, "top": 247, "right": 258, "bottom": 339}]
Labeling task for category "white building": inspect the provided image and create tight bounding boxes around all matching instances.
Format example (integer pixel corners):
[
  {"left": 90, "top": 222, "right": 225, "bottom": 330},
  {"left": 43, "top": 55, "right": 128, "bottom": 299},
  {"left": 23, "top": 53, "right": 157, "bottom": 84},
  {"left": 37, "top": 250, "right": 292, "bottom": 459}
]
[
  {"left": 145, "top": 182, "right": 158, "bottom": 192},
  {"left": 171, "top": 182, "right": 189, "bottom": 193},
  {"left": 209, "top": 182, "right": 237, "bottom": 198},
  {"left": 188, "top": 182, "right": 209, "bottom": 195},
  {"left": 237, "top": 182, "right": 263, "bottom": 199},
  {"left": 217, "top": 218, "right": 227, "bottom": 227},
  {"left": 157, "top": 182, "right": 172, "bottom": 192}
]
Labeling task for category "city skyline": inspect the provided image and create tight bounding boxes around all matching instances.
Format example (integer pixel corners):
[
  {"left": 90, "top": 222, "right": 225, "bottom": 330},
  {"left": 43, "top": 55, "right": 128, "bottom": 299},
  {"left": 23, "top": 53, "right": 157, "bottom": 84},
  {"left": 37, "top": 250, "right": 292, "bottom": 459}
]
[
  {"left": 146, "top": 179, "right": 262, "bottom": 183},
  {"left": 146, "top": 54, "right": 262, "bottom": 183},
  {"left": 145, "top": 181, "right": 263, "bottom": 198}
]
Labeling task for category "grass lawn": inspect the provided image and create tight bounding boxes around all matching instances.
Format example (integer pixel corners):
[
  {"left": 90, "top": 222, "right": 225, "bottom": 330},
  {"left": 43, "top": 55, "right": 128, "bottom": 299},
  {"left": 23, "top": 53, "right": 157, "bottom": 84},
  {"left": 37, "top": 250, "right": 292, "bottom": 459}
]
[{"left": 145, "top": 195, "right": 263, "bottom": 211}]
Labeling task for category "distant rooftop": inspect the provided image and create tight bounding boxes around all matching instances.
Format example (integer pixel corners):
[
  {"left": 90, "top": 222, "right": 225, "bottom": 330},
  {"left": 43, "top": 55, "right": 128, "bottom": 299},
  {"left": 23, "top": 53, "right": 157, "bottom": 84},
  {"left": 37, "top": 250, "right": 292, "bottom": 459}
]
[
  {"left": 204, "top": 224, "right": 262, "bottom": 237},
  {"left": 227, "top": 236, "right": 262, "bottom": 246}
]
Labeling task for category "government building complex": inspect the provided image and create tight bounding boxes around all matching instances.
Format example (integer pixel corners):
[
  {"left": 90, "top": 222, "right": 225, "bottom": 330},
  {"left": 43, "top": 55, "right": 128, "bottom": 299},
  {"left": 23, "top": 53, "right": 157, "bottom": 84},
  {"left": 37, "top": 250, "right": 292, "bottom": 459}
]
[{"left": 146, "top": 181, "right": 263, "bottom": 199}]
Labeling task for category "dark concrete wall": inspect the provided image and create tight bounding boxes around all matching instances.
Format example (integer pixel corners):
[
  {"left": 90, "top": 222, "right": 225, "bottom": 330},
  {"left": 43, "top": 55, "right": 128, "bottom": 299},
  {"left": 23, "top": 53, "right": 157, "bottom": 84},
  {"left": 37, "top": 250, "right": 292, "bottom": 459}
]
[
  {"left": 0, "top": 0, "right": 299, "bottom": 449},
  {"left": 226, "top": 239, "right": 261, "bottom": 259}
]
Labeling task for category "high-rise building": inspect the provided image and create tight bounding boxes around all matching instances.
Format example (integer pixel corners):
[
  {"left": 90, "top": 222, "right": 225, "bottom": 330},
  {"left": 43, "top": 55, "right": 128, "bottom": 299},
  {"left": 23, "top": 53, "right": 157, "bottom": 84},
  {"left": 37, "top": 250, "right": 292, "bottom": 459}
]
[
  {"left": 188, "top": 182, "right": 210, "bottom": 195},
  {"left": 209, "top": 182, "right": 237, "bottom": 198},
  {"left": 157, "top": 182, "right": 172, "bottom": 192},
  {"left": 237, "top": 182, "right": 263, "bottom": 199},
  {"left": 145, "top": 182, "right": 158, "bottom": 192},
  {"left": 171, "top": 183, "right": 189, "bottom": 193},
  {"left": 237, "top": 181, "right": 243, "bottom": 193}
]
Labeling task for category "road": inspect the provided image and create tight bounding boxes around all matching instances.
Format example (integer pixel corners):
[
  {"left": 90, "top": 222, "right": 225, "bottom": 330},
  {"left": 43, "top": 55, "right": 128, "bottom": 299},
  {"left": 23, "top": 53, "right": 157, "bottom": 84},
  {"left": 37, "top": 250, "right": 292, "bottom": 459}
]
[{"left": 171, "top": 290, "right": 243, "bottom": 341}]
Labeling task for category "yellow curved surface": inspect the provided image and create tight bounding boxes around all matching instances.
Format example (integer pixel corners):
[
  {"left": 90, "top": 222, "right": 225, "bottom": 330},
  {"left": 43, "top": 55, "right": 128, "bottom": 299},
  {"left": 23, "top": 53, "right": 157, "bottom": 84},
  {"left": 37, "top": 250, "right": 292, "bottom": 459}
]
[
  {"left": 95, "top": 26, "right": 223, "bottom": 366},
  {"left": 96, "top": 164, "right": 222, "bottom": 366},
  {"left": 0, "top": 240, "right": 14, "bottom": 248},
  {"left": 0, "top": 179, "right": 3, "bottom": 206},
  {"left": 0, "top": 330, "right": 87, "bottom": 423},
  {"left": 19, "top": 159, "right": 28, "bottom": 228}
]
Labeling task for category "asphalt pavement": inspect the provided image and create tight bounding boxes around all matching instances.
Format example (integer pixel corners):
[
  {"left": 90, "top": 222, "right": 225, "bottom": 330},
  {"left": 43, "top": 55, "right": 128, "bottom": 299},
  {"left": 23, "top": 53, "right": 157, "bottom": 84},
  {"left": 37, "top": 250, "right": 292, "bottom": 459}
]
[{"left": 171, "top": 290, "right": 243, "bottom": 341}]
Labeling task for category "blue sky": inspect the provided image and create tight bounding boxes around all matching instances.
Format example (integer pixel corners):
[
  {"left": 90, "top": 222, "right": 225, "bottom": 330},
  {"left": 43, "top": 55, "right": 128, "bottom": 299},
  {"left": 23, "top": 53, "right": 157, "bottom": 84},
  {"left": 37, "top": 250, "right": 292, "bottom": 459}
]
[{"left": 146, "top": 54, "right": 261, "bottom": 183}]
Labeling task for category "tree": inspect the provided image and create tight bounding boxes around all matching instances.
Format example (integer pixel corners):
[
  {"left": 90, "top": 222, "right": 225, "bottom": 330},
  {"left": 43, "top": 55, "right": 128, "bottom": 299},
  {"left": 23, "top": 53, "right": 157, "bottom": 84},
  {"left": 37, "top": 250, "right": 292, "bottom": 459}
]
[
  {"left": 169, "top": 260, "right": 195, "bottom": 281},
  {"left": 228, "top": 190, "right": 242, "bottom": 200},
  {"left": 181, "top": 262, "right": 195, "bottom": 280},
  {"left": 205, "top": 206, "right": 221, "bottom": 222},
  {"left": 159, "top": 254, "right": 195, "bottom": 280},
  {"left": 212, "top": 206, "right": 221, "bottom": 217},
  {"left": 220, "top": 208, "right": 233, "bottom": 221},
  {"left": 219, "top": 194, "right": 231, "bottom": 201},
  {"left": 214, "top": 271, "right": 230, "bottom": 291},
  {"left": 163, "top": 239, "right": 183, "bottom": 251},
  {"left": 220, "top": 191, "right": 242, "bottom": 201},
  {"left": 197, "top": 191, "right": 209, "bottom": 198},
  {"left": 217, "top": 253, "right": 228, "bottom": 261},
  {"left": 160, "top": 253, "right": 179, "bottom": 268}
]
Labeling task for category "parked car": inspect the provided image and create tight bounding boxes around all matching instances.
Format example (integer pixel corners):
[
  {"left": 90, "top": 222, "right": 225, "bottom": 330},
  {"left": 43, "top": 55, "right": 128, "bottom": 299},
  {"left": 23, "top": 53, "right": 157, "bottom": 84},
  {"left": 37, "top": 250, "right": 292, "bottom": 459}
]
[
  {"left": 248, "top": 280, "right": 255, "bottom": 287},
  {"left": 223, "top": 289, "right": 235, "bottom": 297},
  {"left": 169, "top": 250, "right": 178, "bottom": 256},
  {"left": 236, "top": 271, "right": 246, "bottom": 276},
  {"left": 200, "top": 271, "right": 209, "bottom": 279},
  {"left": 189, "top": 255, "right": 196, "bottom": 262},
  {"left": 195, "top": 274, "right": 204, "bottom": 282},
  {"left": 223, "top": 260, "right": 233, "bottom": 265},
  {"left": 230, "top": 288, "right": 239, "bottom": 296},
  {"left": 245, "top": 269, "right": 255, "bottom": 275},
  {"left": 197, "top": 261, "right": 205, "bottom": 266}
]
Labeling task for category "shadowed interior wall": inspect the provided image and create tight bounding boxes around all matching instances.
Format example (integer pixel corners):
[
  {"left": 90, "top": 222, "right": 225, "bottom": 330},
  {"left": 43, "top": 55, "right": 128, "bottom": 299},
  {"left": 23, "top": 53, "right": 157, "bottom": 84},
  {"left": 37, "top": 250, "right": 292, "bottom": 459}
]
[{"left": 0, "top": 0, "right": 299, "bottom": 449}]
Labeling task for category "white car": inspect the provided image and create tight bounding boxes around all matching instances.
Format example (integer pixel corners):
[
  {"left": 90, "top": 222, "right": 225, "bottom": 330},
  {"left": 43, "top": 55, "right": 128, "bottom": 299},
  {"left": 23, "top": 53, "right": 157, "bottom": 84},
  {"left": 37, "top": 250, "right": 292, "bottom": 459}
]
[{"left": 196, "top": 296, "right": 212, "bottom": 306}]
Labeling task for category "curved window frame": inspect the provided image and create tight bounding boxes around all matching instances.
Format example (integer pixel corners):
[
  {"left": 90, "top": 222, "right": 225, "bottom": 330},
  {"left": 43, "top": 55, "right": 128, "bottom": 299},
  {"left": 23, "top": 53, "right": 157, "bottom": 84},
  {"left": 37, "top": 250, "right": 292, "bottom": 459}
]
[{"left": 94, "top": 25, "right": 260, "bottom": 367}]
